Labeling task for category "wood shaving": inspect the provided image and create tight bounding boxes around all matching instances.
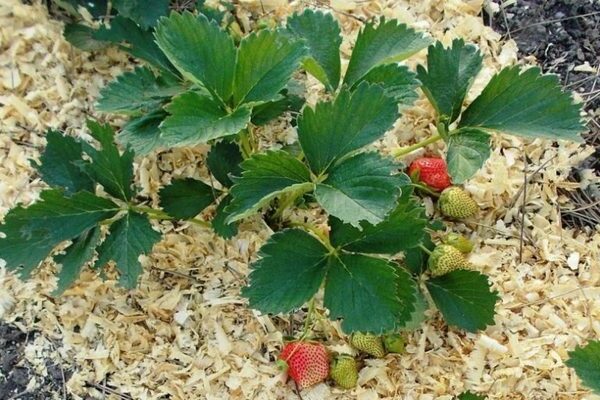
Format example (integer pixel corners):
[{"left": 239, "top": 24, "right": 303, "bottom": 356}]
[{"left": 0, "top": 0, "right": 599, "bottom": 399}]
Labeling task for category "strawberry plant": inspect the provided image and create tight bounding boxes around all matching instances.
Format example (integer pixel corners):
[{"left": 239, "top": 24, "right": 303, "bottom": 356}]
[{"left": 0, "top": 6, "right": 586, "bottom": 386}]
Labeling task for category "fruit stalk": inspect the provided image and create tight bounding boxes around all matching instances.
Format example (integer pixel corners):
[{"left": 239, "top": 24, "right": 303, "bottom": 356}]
[{"left": 392, "top": 134, "right": 442, "bottom": 158}]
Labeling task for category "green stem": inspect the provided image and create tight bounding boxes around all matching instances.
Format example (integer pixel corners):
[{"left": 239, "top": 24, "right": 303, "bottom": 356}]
[
  {"left": 130, "top": 205, "right": 211, "bottom": 228},
  {"left": 301, "top": 297, "right": 316, "bottom": 339},
  {"left": 418, "top": 243, "right": 433, "bottom": 256},
  {"left": 411, "top": 183, "right": 441, "bottom": 198},
  {"left": 238, "top": 129, "right": 253, "bottom": 158},
  {"left": 392, "top": 133, "right": 442, "bottom": 158},
  {"left": 273, "top": 185, "right": 312, "bottom": 220},
  {"left": 289, "top": 221, "right": 334, "bottom": 253}
]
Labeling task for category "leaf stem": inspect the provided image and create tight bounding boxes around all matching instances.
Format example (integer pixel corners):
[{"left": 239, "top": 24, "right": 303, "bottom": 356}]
[
  {"left": 289, "top": 221, "right": 334, "bottom": 253},
  {"left": 301, "top": 297, "right": 315, "bottom": 338},
  {"left": 411, "top": 183, "right": 441, "bottom": 198},
  {"left": 392, "top": 133, "right": 442, "bottom": 158},
  {"left": 130, "top": 205, "right": 211, "bottom": 228},
  {"left": 238, "top": 129, "right": 253, "bottom": 158},
  {"left": 418, "top": 243, "right": 433, "bottom": 256}
]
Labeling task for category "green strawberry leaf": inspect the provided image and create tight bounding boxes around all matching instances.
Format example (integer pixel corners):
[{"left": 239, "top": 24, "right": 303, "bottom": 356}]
[
  {"left": 206, "top": 140, "right": 243, "bottom": 188},
  {"left": 426, "top": 270, "right": 499, "bottom": 332},
  {"left": 459, "top": 66, "right": 584, "bottom": 141},
  {"left": 160, "top": 91, "right": 252, "bottom": 147},
  {"left": 211, "top": 195, "right": 238, "bottom": 239},
  {"left": 566, "top": 340, "right": 600, "bottom": 394},
  {"left": 315, "top": 152, "right": 405, "bottom": 227},
  {"left": 112, "top": 0, "right": 169, "bottom": 30},
  {"left": 417, "top": 39, "right": 483, "bottom": 123},
  {"left": 226, "top": 150, "right": 313, "bottom": 222},
  {"left": 297, "top": 83, "right": 398, "bottom": 174},
  {"left": 324, "top": 253, "right": 403, "bottom": 334},
  {"left": 329, "top": 189, "right": 427, "bottom": 254},
  {"left": 36, "top": 130, "right": 94, "bottom": 195},
  {"left": 242, "top": 229, "right": 329, "bottom": 313},
  {"left": 155, "top": 12, "right": 236, "bottom": 101},
  {"left": 286, "top": 9, "right": 342, "bottom": 91},
  {"left": 446, "top": 128, "right": 491, "bottom": 184},
  {"left": 458, "top": 392, "right": 486, "bottom": 400},
  {"left": 53, "top": 227, "right": 101, "bottom": 295},
  {"left": 118, "top": 109, "right": 167, "bottom": 156},
  {"left": 394, "top": 267, "right": 419, "bottom": 330},
  {"left": 343, "top": 19, "right": 431, "bottom": 86},
  {"left": 95, "top": 212, "right": 161, "bottom": 288},
  {"left": 63, "top": 23, "right": 108, "bottom": 51},
  {"left": 82, "top": 120, "right": 135, "bottom": 201},
  {"left": 0, "top": 190, "right": 119, "bottom": 277},
  {"left": 401, "top": 285, "right": 428, "bottom": 331},
  {"left": 159, "top": 178, "right": 217, "bottom": 220},
  {"left": 97, "top": 67, "right": 183, "bottom": 115},
  {"left": 93, "top": 16, "right": 175, "bottom": 74},
  {"left": 356, "top": 64, "right": 420, "bottom": 107},
  {"left": 233, "top": 29, "right": 306, "bottom": 106}
]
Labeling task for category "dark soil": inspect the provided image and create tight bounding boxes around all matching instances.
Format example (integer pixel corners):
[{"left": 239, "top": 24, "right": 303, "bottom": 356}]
[
  {"left": 487, "top": 0, "right": 600, "bottom": 229},
  {"left": 487, "top": 0, "right": 600, "bottom": 112},
  {"left": 0, "top": 323, "right": 71, "bottom": 400}
]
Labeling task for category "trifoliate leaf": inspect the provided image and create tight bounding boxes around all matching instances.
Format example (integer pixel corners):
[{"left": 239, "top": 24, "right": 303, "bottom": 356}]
[
  {"left": 357, "top": 64, "right": 420, "bottom": 107},
  {"left": 97, "top": 67, "right": 183, "bottom": 115},
  {"left": 95, "top": 212, "right": 161, "bottom": 288},
  {"left": 315, "top": 152, "right": 405, "bottom": 227},
  {"left": 159, "top": 178, "right": 216, "bottom": 220},
  {"left": 394, "top": 267, "right": 418, "bottom": 330},
  {"left": 426, "top": 270, "right": 499, "bottom": 332},
  {"left": 53, "top": 227, "right": 101, "bottom": 295},
  {"left": 0, "top": 190, "right": 119, "bottom": 277},
  {"left": 206, "top": 141, "right": 243, "bottom": 188},
  {"left": 233, "top": 29, "right": 306, "bottom": 106},
  {"left": 94, "top": 16, "right": 175, "bottom": 74},
  {"left": 211, "top": 196, "right": 238, "bottom": 239},
  {"left": 343, "top": 19, "right": 431, "bottom": 86},
  {"left": 458, "top": 392, "right": 486, "bottom": 400},
  {"left": 566, "top": 340, "right": 600, "bottom": 394},
  {"left": 37, "top": 130, "right": 94, "bottom": 195},
  {"left": 324, "top": 253, "right": 402, "bottom": 333},
  {"left": 297, "top": 83, "right": 398, "bottom": 174},
  {"left": 459, "top": 66, "right": 584, "bottom": 141},
  {"left": 82, "top": 121, "right": 135, "bottom": 201},
  {"left": 63, "top": 23, "right": 107, "bottom": 51},
  {"left": 417, "top": 39, "right": 483, "bottom": 123},
  {"left": 242, "top": 229, "right": 329, "bottom": 313},
  {"left": 226, "top": 150, "right": 313, "bottom": 222},
  {"left": 445, "top": 128, "right": 491, "bottom": 184},
  {"left": 329, "top": 189, "right": 428, "bottom": 254},
  {"left": 155, "top": 12, "right": 236, "bottom": 101},
  {"left": 112, "top": 0, "right": 169, "bottom": 30},
  {"left": 118, "top": 109, "right": 167, "bottom": 155},
  {"left": 160, "top": 91, "right": 252, "bottom": 147},
  {"left": 287, "top": 9, "right": 342, "bottom": 91}
]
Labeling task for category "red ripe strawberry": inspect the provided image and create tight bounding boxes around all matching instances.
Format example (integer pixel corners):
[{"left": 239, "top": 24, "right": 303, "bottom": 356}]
[
  {"left": 278, "top": 341, "right": 329, "bottom": 389},
  {"left": 408, "top": 157, "right": 451, "bottom": 191}
]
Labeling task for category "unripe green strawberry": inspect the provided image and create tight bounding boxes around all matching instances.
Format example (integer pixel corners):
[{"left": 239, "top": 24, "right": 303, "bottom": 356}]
[
  {"left": 382, "top": 333, "right": 406, "bottom": 354},
  {"left": 438, "top": 187, "right": 478, "bottom": 219},
  {"left": 330, "top": 355, "right": 358, "bottom": 389},
  {"left": 427, "top": 244, "right": 470, "bottom": 277},
  {"left": 442, "top": 233, "right": 474, "bottom": 253},
  {"left": 278, "top": 341, "right": 329, "bottom": 389},
  {"left": 350, "top": 333, "right": 386, "bottom": 358}
]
